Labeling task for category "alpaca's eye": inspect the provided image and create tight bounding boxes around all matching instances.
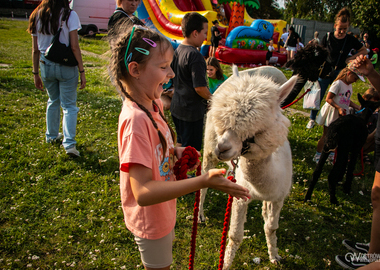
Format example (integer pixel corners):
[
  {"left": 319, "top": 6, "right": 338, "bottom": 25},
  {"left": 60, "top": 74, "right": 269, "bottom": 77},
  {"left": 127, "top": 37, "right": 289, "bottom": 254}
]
[{"left": 245, "top": 136, "right": 255, "bottom": 143}]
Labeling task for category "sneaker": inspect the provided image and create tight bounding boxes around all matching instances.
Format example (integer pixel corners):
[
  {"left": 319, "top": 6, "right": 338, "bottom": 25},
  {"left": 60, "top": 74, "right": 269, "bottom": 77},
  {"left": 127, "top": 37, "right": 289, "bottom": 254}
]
[
  {"left": 46, "top": 133, "right": 63, "bottom": 144},
  {"left": 335, "top": 254, "right": 370, "bottom": 269},
  {"left": 327, "top": 152, "right": 335, "bottom": 164},
  {"left": 313, "top": 152, "right": 321, "bottom": 163},
  {"left": 342, "top": 239, "right": 370, "bottom": 254},
  {"left": 306, "top": 120, "right": 315, "bottom": 129},
  {"left": 66, "top": 147, "right": 80, "bottom": 157}
]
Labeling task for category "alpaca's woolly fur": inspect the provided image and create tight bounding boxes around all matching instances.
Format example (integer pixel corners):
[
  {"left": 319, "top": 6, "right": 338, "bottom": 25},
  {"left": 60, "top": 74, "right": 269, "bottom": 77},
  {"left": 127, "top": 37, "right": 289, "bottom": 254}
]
[{"left": 199, "top": 66, "right": 298, "bottom": 268}]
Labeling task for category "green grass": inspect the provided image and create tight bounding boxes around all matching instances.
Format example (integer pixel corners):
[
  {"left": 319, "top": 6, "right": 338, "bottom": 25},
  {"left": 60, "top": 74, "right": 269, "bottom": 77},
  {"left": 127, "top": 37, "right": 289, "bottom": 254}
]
[{"left": 0, "top": 18, "right": 376, "bottom": 269}]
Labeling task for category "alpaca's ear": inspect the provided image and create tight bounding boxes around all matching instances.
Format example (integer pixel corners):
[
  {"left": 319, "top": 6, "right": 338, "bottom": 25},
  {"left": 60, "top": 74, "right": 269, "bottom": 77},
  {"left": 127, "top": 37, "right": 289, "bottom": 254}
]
[
  {"left": 357, "top": 93, "right": 365, "bottom": 106},
  {"left": 232, "top": 65, "right": 239, "bottom": 78},
  {"left": 278, "top": 75, "right": 298, "bottom": 104}
]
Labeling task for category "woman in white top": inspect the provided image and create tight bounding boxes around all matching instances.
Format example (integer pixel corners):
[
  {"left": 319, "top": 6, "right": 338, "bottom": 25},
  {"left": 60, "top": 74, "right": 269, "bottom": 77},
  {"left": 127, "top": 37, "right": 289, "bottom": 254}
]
[{"left": 28, "top": 0, "right": 86, "bottom": 157}]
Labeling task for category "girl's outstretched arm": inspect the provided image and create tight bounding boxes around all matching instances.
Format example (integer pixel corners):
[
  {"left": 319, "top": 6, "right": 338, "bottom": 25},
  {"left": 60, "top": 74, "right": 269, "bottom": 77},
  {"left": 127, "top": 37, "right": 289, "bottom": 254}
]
[
  {"left": 129, "top": 164, "right": 250, "bottom": 206},
  {"left": 352, "top": 55, "right": 380, "bottom": 92}
]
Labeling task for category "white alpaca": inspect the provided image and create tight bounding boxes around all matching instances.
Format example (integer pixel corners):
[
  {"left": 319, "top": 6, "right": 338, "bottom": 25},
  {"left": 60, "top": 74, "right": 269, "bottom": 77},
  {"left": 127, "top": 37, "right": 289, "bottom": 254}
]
[{"left": 199, "top": 66, "right": 297, "bottom": 269}]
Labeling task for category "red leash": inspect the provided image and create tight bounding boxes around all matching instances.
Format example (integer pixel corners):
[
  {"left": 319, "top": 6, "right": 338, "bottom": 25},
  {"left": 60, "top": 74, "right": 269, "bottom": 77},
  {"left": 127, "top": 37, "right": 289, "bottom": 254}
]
[
  {"left": 331, "top": 148, "right": 365, "bottom": 176},
  {"left": 218, "top": 175, "right": 236, "bottom": 270},
  {"left": 173, "top": 146, "right": 201, "bottom": 270},
  {"left": 218, "top": 159, "right": 239, "bottom": 270},
  {"left": 353, "top": 148, "right": 365, "bottom": 176},
  {"left": 281, "top": 88, "right": 311, "bottom": 109},
  {"left": 174, "top": 149, "right": 240, "bottom": 270}
]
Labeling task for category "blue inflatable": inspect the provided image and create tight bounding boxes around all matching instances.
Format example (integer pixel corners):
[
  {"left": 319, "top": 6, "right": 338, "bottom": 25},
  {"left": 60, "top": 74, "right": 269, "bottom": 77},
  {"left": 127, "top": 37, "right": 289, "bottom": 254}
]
[{"left": 225, "top": 19, "right": 274, "bottom": 48}]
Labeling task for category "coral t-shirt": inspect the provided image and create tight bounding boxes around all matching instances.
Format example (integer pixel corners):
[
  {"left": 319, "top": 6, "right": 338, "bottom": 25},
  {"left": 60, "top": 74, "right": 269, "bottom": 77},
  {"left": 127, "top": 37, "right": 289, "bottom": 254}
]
[{"left": 118, "top": 99, "right": 176, "bottom": 240}]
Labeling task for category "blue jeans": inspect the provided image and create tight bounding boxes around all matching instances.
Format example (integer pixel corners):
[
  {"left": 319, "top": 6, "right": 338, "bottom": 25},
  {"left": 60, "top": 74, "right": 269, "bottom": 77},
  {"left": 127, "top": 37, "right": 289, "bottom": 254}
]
[
  {"left": 310, "top": 69, "right": 341, "bottom": 120},
  {"left": 40, "top": 55, "right": 79, "bottom": 150}
]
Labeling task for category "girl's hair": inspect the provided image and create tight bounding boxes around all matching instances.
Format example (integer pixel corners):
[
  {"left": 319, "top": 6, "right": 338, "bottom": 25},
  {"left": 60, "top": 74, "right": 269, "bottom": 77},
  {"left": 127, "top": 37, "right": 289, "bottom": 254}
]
[
  {"left": 110, "top": 25, "right": 176, "bottom": 160},
  {"left": 363, "top": 88, "right": 380, "bottom": 101},
  {"left": 334, "top": 67, "right": 353, "bottom": 82},
  {"left": 335, "top": 7, "right": 351, "bottom": 25},
  {"left": 28, "top": 0, "right": 71, "bottom": 35},
  {"left": 206, "top": 57, "right": 224, "bottom": 80}
]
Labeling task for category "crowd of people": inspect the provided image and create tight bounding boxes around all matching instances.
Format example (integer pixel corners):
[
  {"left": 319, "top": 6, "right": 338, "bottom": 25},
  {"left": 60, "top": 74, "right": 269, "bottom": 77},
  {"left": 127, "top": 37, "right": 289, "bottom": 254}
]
[{"left": 28, "top": 0, "right": 379, "bottom": 269}]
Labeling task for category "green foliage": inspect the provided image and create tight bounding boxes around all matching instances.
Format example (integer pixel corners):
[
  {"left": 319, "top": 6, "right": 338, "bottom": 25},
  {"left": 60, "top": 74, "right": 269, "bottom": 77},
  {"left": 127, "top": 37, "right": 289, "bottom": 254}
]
[
  {"left": 283, "top": 0, "right": 353, "bottom": 23},
  {"left": 247, "top": 0, "right": 282, "bottom": 19},
  {"left": 282, "top": 0, "right": 380, "bottom": 36},
  {"left": 0, "top": 19, "right": 376, "bottom": 269},
  {"left": 351, "top": 0, "right": 380, "bottom": 34}
]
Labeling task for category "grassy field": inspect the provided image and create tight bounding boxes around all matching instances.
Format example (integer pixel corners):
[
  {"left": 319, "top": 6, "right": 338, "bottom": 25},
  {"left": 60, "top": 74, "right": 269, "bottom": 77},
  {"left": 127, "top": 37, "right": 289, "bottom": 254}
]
[{"left": 0, "top": 18, "right": 377, "bottom": 269}]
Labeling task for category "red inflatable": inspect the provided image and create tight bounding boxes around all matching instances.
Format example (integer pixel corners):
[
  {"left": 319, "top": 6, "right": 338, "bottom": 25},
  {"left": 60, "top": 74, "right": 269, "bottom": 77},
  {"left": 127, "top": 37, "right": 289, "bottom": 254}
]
[{"left": 215, "top": 46, "right": 287, "bottom": 66}]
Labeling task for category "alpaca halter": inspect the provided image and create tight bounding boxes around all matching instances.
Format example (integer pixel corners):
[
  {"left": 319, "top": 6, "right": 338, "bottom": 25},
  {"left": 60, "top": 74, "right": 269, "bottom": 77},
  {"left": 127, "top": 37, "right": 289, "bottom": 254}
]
[
  {"left": 355, "top": 107, "right": 373, "bottom": 115},
  {"left": 241, "top": 137, "right": 255, "bottom": 155}
]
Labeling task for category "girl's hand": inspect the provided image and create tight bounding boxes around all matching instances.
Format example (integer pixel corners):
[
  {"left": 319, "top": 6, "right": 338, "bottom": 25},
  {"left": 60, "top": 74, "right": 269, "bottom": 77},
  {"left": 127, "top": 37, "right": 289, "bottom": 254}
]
[
  {"left": 352, "top": 55, "right": 373, "bottom": 76},
  {"left": 34, "top": 75, "right": 44, "bottom": 91},
  {"left": 174, "top": 147, "right": 201, "bottom": 171},
  {"left": 205, "top": 168, "right": 250, "bottom": 201},
  {"left": 79, "top": 72, "right": 86, "bottom": 89},
  {"left": 338, "top": 107, "right": 346, "bottom": 116}
]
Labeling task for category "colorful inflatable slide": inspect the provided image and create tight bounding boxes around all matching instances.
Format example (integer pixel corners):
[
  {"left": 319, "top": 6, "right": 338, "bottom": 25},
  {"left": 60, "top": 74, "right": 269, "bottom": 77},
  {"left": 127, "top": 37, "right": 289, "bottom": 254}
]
[{"left": 136, "top": 0, "right": 287, "bottom": 66}]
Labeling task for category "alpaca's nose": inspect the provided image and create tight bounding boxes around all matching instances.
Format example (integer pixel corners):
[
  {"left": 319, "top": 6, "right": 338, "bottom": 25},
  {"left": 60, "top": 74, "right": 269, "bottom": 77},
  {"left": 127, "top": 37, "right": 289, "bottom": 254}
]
[
  {"left": 215, "top": 130, "right": 241, "bottom": 160},
  {"left": 217, "top": 142, "right": 232, "bottom": 154}
]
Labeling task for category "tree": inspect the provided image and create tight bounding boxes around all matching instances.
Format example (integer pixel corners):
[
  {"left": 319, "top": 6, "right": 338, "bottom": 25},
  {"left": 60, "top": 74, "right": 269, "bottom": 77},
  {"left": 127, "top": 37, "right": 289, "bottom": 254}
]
[
  {"left": 280, "top": 0, "right": 380, "bottom": 47},
  {"left": 352, "top": 0, "right": 380, "bottom": 34},
  {"left": 282, "top": 0, "right": 352, "bottom": 23},
  {"left": 246, "top": 0, "right": 282, "bottom": 19}
]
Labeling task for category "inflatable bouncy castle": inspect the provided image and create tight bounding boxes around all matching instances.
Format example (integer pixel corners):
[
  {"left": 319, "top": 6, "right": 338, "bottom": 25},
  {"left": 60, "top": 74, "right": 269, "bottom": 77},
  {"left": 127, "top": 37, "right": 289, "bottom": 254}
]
[
  {"left": 135, "top": 0, "right": 287, "bottom": 66},
  {"left": 216, "top": 19, "right": 287, "bottom": 66}
]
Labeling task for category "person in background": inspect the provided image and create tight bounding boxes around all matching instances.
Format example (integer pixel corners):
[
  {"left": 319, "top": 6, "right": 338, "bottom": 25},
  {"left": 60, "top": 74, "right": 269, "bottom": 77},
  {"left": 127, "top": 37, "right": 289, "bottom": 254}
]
[
  {"left": 266, "top": 39, "right": 275, "bottom": 65},
  {"left": 160, "top": 79, "right": 174, "bottom": 111},
  {"left": 285, "top": 26, "right": 300, "bottom": 61},
  {"left": 28, "top": 0, "right": 86, "bottom": 157},
  {"left": 360, "top": 32, "right": 371, "bottom": 48},
  {"left": 278, "top": 27, "right": 288, "bottom": 52},
  {"left": 370, "top": 48, "right": 378, "bottom": 69},
  {"left": 206, "top": 57, "right": 228, "bottom": 94},
  {"left": 210, "top": 20, "right": 222, "bottom": 58},
  {"left": 108, "top": 0, "right": 144, "bottom": 47},
  {"left": 308, "top": 31, "right": 319, "bottom": 45},
  {"left": 305, "top": 7, "right": 367, "bottom": 129},
  {"left": 335, "top": 54, "right": 380, "bottom": 270},
  {"left": 312, "top": 65, "right": 363, "bottom": 163},
  {"left": 298, "top": 37, "right": 304, "bottom": 49},
  {"left": 362, "top": 88, "right": 380, "bottom": 164},
  {"left": 170, "top": 12, "right": 211, "bottom": 151}
]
